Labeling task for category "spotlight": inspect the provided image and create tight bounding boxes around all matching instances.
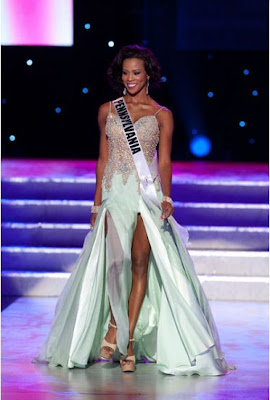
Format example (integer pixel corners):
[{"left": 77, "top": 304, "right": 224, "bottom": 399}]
[
  {"left": 239, "top": 121, "right": 246, "bottom": 127},
  {"left": 84, "top": 23, "right": 91, "bottom": 30},
  {"left": 191, "top": 129, "right": 197, "bottom": 135},
  {"left": 82, "top": 87, "right": 89, "bottom": 94},
  {"left": 249, "top": 138, "right": 255, "bottom": 144},
  {"left": 108, "top": 41, "right": 114, "bottom": 47},
  {"left": 161, "top": 76, "right": 167, "bottom": 82},
  {"left": 2, "top": 98, "right": 7, "bottom": 104},
  {"left": 190, "top": 135, "right": 212, "bottom": 157},
  {"left": 26, "top": 59, "right": 33, "bottom": 66},
  {"left": 55, "top": 107, "right": 61, "bottom": 114},
  {"left": 243, "top": 69, "right": 249, "bottom": 75},
  {"left": 9, "top": 135, "right": 15, "bottom": 142},
  {"left": 252, "top": 90, "right": 258, "bottom": 96},
  {"left": 207, "top": 91, "right": 214, "bottom": 98}
]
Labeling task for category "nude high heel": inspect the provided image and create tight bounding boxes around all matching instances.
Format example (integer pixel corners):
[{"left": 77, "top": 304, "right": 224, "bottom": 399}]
[
  {"left": 120, "top": 338, "right": 136, "bottom": 372},
  {"left": 100, "top": 322, "right": 117, "bottom": 360}
]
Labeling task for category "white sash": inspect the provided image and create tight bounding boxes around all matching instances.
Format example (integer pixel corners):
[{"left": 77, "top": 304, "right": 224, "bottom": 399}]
[
  {"left": 112, "top": 96, "right": 189, "bottom": 244},
  {"left": 112, "top": 97, "right": 160, "bottom": 208}
]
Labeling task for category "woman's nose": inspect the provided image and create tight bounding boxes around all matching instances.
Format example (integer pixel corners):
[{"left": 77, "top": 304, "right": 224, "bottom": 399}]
[{"left": 127, "top": 76, "right": 135, "bottom": 81}]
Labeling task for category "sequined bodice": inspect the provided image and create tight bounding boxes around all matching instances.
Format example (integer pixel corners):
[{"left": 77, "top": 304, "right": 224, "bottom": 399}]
[{"left": 103, "top": 112, "right": 160, "bottom": 191}]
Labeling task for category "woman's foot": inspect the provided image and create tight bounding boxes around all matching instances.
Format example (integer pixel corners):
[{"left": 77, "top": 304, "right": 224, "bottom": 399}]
[
  {"left": 100, "top": 321, "right": 117, "bottom": 360},
  {"left": 120, "top": 338, "right": 136, "bottom": 372}
]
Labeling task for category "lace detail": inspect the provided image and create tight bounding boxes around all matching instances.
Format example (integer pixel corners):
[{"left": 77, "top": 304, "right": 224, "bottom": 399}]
[{"left": 103, "top": 112, "right": 160, "bottom": 192}]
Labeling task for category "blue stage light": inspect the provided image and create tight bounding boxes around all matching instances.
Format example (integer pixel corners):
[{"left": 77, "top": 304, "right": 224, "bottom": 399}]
[
  {"left": 82, "top": 87, "right": 89, "bottom": 94},
  {"left": 190, "top": 135, "right": 212, "bottom": 157},
  {"left": 249, "top": 138, "right": 255, "bottom": 144},
  {"left": 191, "top": 129, "right": 197, "bottom": 135},
  {"left": 84, "top": 23, "right": 91, "bottom": 29},
  {"left": 26, "top": 59, "right": 33, "bottom": 66},
  {"left": 239, "top": 121, "right": 246, "bottom": 127},
  {"left": 55, "top": 107, "right": 61, "bottom": 114},
  {"left": 2, "top": 98, "right": 7, "bottom": 104},
  {"left": 108, "top": 40, "right": 114, "bottom": 47},
  {"left": 207, "top": 91, "right": 214, "bottom": 98},
  {"left": 9, "top": 135, "right": 15, "bottom": 141},
  {"left": 252, "top": 90, "right": 258, "bottom": 96},
  {"left": 161, "top": 76, "right": 167, "bottom": 82},
  {"left": 243, "top": 69, "right": 249, "bottom": 75}
]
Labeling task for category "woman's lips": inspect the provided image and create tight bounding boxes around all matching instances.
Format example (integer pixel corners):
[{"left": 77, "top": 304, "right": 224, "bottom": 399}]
[{"left": 127, "top": 84, "right": 136, "bottom": 88}]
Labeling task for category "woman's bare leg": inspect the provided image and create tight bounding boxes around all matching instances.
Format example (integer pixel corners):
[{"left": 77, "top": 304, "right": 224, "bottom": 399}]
[
  {"left": 102, "top": 214, "right": 117, "bottom": 356},
  {"left": 101, "top": 303, "right": 117, "bottom": 358},
  {"left": 104, "top": 213, "right": 150, "bottom": 359},
  {"left": 127, "top": 213, "right": 151, "bottom": 356}
]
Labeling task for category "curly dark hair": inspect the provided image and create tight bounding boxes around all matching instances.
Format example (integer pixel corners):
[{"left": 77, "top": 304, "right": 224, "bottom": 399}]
[{"left": 107, "top": 44, "right": 162, "bottom": 92}]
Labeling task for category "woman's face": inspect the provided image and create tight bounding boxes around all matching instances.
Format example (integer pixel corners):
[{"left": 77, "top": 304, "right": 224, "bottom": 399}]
[{"left": 122, "top": 58, "right": 149, "bottom": 95}]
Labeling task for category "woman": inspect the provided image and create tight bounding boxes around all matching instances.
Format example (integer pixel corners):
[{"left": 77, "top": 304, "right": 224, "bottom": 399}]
[{"left": 33, "top": 45, "right": 231, "bottom": 375}]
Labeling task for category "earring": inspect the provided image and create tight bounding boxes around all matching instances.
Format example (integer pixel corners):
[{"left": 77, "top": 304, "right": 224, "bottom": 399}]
[
  {"left": 146, "top": 79, "right": 149, "bottom": 95},
  {"left": 123, "top": 87, "right": 127, "bottom": 95}
]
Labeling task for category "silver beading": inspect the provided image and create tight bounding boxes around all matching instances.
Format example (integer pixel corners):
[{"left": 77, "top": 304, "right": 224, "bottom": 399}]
[
  {"left": 162, "top": 196, "right": 173, "bottom": 206},
  {"left": 91, "top": 205, "right": 101, "bottom": 213}
]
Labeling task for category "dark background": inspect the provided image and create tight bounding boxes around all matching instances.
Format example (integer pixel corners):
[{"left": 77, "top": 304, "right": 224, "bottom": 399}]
[{"left": 2, "top": 0, "right": 268, "bottom": 161}]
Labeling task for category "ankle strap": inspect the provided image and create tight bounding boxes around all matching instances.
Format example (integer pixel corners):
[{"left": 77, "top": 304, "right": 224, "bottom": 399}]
[{"left": 109, "top": 321, "right": 117, "bottom": 329}]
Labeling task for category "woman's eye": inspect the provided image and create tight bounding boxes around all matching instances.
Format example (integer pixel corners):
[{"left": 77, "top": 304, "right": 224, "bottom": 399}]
[{"left": 122, "top": 71, "right": 141, "bottom": 76}]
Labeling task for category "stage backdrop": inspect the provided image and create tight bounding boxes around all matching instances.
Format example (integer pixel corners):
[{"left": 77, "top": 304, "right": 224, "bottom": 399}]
[
  {"left": 1, "top": 0, "right": 73, "bottom": 46},
  {"left": 1, "top": 0, "right": 268, "bottom": 161}
]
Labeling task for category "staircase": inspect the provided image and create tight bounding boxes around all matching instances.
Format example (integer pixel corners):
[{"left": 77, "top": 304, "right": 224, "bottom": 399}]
[{"left": 1, "top": 159, "right": 269, "bottom": 301}]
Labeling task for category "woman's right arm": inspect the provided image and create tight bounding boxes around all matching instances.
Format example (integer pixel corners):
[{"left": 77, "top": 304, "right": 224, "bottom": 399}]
[{"left": 90, "top": 102, "right": 109, "bottom": 226}]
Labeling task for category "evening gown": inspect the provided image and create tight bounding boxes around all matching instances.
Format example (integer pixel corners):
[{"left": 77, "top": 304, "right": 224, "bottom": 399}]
[{"left": 33, "top": 100, "right": 230, "bottom": 375}]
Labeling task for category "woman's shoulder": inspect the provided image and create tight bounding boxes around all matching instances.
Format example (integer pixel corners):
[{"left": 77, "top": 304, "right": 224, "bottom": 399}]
[
  {"left": 99, "top": 98, "right": 120, "bottom": 114},
  {"left": 153, "top": 103, "right": 172, "bottom": 119},
  {"left": 99, "top": 101, "right": 111, "bottom": 113},
  {"left": 98, "top": 101, "right": 114, "bottom": 121},
  {"left": 151, "top": 98, "right": 171, "bottom": 114}
]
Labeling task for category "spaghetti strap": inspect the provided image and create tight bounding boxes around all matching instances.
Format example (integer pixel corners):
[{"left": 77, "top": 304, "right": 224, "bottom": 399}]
[
  {"left": 109, "top": 101, "right": 112, "bottom": 114},
  {"left": 154, "top": 106, "right": 165, "bottom": 116}
]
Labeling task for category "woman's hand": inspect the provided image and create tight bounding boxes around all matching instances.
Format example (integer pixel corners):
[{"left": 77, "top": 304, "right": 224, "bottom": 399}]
[
  {"left": 90, "top": 212, "right": 98, "bottom": 229},
  {"left": 161, "top": 200, "right": 174, "bottom": 220}
]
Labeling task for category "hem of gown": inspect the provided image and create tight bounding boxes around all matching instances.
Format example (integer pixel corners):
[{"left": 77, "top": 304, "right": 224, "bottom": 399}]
[
  {"left": 156, "top": 346, "right": 236, "bottom": 376},
  {"left": 157, "top": 366, "right": 227, "bottom": 376},
  {"left": 32, "top": 347, "right": 236, "bottom": 376},
  {"left": 32, "top": 356, "right": 86, "bottom": 369},
  {"left": 156, "top": 356, "right": 230, "bottom": 376}
]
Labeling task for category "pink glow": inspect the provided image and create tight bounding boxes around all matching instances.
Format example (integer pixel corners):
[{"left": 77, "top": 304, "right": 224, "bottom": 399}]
[
  {"left": 2, "top": 0, "right": 73, "bottom": 46},
  {"left": 1, "top": 159, "right": 268, "bottom": 181}
]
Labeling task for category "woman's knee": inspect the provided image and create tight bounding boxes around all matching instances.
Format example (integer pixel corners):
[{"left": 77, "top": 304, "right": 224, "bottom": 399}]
[{"left": 131, "top": 252, "right": 149, "bottom": 276}]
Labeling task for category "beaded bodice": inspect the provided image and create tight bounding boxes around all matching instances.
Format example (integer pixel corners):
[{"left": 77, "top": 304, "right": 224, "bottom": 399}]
[{"left": 103, "top": 110, "right": 162, "bottom": 191}]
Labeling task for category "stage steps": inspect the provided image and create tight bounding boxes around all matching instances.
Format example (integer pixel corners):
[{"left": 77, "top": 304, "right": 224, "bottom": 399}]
[
  {"left": 1, "top": 159, "right": 269, "bottom": 301},
  {"left": 2, "top": 199, "right": 268, "bottom": 226},
  {"left": 1, "top": 222, "right": 268, "bottom": 250},
  {"left": 1, "top": 250, "right": 268, "bottom": 301},
  {"left": 2, "top": 177, "right": 269, "bottom": 203}
]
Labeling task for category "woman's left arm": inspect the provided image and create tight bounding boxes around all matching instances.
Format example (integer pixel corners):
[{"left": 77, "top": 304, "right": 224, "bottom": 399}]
[{"left": 157, "top": 108, "right": 174, "bottom": 220}]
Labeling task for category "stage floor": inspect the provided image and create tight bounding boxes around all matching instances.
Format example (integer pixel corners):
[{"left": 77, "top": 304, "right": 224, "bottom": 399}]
[{"left": 1, "top": 297, "right": 268, "bottom": 400}]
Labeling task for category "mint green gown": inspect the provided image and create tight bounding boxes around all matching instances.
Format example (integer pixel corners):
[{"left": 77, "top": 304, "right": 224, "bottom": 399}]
[{"left": 33, "top": 102, "right": 230, "bottom": 376}]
